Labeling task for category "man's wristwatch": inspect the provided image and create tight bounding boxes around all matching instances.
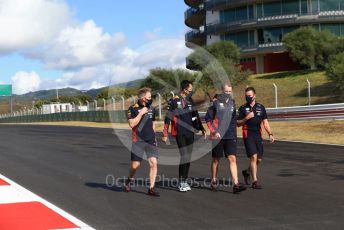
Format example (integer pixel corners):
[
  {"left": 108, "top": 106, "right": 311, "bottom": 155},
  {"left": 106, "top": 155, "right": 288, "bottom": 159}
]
[{"left": 269, "top": 133, "right": 273, "bottom": 136}]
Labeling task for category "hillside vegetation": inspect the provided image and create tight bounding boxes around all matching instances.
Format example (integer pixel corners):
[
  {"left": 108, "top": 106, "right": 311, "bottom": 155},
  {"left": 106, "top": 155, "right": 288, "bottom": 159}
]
[{"left": 195, "top": 70, "right": 342, "bottom": 109}]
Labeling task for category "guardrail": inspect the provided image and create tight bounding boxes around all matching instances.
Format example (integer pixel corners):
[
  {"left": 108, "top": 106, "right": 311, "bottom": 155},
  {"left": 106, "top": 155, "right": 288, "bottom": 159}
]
[
  {"left": 266, "top": 103, "right": 344, "bottom": 121},
  {"left": 1, "top": 103, "right": 343, "bottom": 124},
  {"left": 0, "top": 111, "right": 128, "bottom": 123},
  {"left": 199, "top": 103, "right": 344, "bottom": 121}
]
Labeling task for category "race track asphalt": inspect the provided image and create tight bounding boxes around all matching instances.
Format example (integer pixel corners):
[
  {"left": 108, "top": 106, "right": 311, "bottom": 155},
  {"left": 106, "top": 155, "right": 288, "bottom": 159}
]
[{"left": 0, "top": 124, "right": 343, "bottom": 230}]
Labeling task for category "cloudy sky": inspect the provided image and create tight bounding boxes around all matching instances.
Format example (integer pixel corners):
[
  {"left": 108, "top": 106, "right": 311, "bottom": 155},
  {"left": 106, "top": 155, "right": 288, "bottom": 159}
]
[{"left": 0, "top": 0, "right": 190, "bottom": 94}]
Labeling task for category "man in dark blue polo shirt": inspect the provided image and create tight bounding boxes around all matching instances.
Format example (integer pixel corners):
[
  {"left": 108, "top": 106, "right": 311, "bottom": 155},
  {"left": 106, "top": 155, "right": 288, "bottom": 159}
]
[
  {"left": 237, "top": 87, "right": 274, "bottom": 189},
  {"left": 205, "top": 83, "right": 246, "bottom": 193},
  {"left": 162, "top": 80, "right": 206, "bottom": 192},
  {"left": 124, "top": 87, "right": 160, "bottom": 196}
]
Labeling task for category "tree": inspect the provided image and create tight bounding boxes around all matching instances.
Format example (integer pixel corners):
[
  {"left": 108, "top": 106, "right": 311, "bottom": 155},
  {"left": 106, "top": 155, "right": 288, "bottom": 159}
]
[
  {"left": 327, "top": 52, "right": 344, "bottom": 97},
  {"left": 140, "top": 68, "right": 197, "bottom": 100},
  {"left": 187, "top": 41, "right": 249, "bottom": 98},
  {"left": 206, "top": 40, "right": 241, "bottom": 63},
  {"left": 316, "top": 30, "right": 338, "bottom": 68},
  {"left": 97, "top": 87, "right": 138, "bottom": 100},
  {"left": 34, "top": 100, "right": 48, "bottom": 109},
  {"left": 76, "top": 94, "right": 93, "bottom": 104},
  {"left": 283, "top": 27, "right": 338, "bottom": 70},
  {"left": 96, "top": 89, "right": 109, "bottom": 100},
  {"left": 48, "top": 94, "right": 93, "bottom": 105}
]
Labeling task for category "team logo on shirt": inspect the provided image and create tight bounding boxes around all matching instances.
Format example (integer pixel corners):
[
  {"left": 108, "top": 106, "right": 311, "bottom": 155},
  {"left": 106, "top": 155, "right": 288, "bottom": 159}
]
[
  {"left": 148, "top": 110, "right": 153, "bottom": 118},
  {"left": 256, "top": 108, "right": 261, "bottom": 116},
  {"left": 177, "top": 101, "right": 182, "bottom": 109}
]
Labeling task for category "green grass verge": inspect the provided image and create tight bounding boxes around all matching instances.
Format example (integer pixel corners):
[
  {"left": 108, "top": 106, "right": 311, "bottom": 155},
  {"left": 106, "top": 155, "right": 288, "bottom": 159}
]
[{"left": 232, "top": 70, "right": 342, "bottom": 108}]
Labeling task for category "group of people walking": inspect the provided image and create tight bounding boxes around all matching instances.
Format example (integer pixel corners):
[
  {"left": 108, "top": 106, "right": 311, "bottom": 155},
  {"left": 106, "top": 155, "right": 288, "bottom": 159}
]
[{"left": 124, "top": 80, "right": 274, "bottom": 197}]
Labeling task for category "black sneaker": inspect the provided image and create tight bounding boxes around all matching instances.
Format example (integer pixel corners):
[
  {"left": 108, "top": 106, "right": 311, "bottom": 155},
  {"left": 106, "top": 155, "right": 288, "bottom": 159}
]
[
  {"left": 210, "top": 179, "right": 218, "bottom": 192},
  {"left": 252, "top": 181, "right": 262, "bottom": 189},
  {"left": 242, "top": 170, "right": 250, "bottom": 185},
  {"left": 147, "top": 188, "right": 160, "bottom": 197},
  {"left": 233, "top": 183, "right": 247, "bottom": 194},
  {"left": 124, "top": 178, "right": 133, "bottom": 192}
]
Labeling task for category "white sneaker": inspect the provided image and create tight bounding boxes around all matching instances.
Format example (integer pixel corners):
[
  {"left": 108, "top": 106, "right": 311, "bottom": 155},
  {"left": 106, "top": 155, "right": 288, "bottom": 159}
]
[
  {"left": 178, "top": 183, "right": 187, "bottom": 192},
  {"left": 184, "top": 182, "right": 191, "bottom": 191}
]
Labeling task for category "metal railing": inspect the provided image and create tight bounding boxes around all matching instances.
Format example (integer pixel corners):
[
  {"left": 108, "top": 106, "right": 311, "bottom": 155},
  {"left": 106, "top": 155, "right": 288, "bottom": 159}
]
[
  {"left": 185, "top": 0, "right": 204, "bottom": 8},
  {"left": 204, "top": 0, "right": 253, "bottom": 10},
  {"left": 185, "top": 5, "right": 206, "bottom": 20},
  {"left": 206, "top": 10, "right": 344, "bottom": 34},
  {"left": 198, "top": 103, "right": 344, "bottom": 121},
  {"left": 266, "top": 103, "right": 344, "bottom": 121},
  {"left": 0, "top": 94, "right": 168, "bottom": 123}
]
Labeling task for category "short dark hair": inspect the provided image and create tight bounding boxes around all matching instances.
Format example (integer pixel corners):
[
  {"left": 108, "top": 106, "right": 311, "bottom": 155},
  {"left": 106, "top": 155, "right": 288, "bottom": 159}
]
[
  {"left": 245, "top": 87, "right": 256, "bottom": 94},
  {"left": 138, "top": 87, "right": 151, "bottom": 98},
  {"left": 180, "top": 80, "right": 192, "bottom": 91},
  {"left": 221, "top": 81, "right": 232, "bottom": 90}
]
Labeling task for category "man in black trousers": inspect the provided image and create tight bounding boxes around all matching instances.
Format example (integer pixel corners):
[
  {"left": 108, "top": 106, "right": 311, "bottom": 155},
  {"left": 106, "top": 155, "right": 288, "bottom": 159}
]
[{"left": 162, "top": 80, "right": 206, "bottom": 192}]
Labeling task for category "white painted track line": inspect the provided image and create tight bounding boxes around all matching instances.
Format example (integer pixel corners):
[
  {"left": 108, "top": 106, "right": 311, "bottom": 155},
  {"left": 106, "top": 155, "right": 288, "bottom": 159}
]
[{"left": 0, "top": 173, "right": 95, "bottom": 230}]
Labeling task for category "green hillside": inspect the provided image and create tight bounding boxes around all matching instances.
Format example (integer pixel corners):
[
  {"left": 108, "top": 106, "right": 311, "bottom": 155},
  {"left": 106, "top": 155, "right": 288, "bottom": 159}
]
[{"left": 232, "top": 70, "right": 342, "bottom": 108}]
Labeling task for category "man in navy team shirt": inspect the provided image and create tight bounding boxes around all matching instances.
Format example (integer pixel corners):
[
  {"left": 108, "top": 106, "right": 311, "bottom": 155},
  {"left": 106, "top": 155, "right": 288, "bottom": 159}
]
[
  {"left": 237, "top": 87, "right": 275, "bottom": 189},
  {"left": 205, "top": 82, "right": 246, "bottom": 193},
  {"left": 124, "top": 87, "right": 160, "bottom": 197}
]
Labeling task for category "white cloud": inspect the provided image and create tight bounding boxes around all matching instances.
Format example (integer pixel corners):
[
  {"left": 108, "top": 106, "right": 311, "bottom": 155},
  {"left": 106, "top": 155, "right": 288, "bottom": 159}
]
[
  {"left": 11, "top": 71, "right": 41, "bottom": 94},
  {"left": 9, "top": 37, "right": 191, "bottom": 94},
  {"left": 0, "top": 0, "right": 72, "bottom": 53},
  {"left": 132, "top": 38, "right": 191, "bottom": 70},
  {"left": 144, "top": 27, "right": 162, "bottom": 40},
  {"left": 1, "top": 0, "right": 192, "bottom": 93},
  {"left": 33, "top": 38, "right": 191, "bottom": 91},
  {"left": 42, "top": 20, "right": 127, "bottom": 70}
]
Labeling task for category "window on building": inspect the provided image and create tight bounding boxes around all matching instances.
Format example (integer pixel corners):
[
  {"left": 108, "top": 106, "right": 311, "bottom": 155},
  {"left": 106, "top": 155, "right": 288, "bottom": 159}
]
[
  {"left": 301, "top": 0, "right": 308, "bottom": 14},
  {"left": 258, "top": 29, "right": 264, "bottom": 44},
  {"left": 221, "top": 5, "right": 255, "bottom": 23},
  {"left": 283, "top": 26, "right": 300, "bottom": 35},
  {"left": 257, "top": 4, "right": 263, "bottom": 18},
  {"left": 236, "top": 31, "right": 249, "bottom": 48},
  {"left": 264, "top": 27, "right": 283, "bottom": 43},
  {"left": 248, "top": 5, "right": 254, "bottom": 19},
  {"left": 321, "top": 24, "right": 341, "bottom": 36},
  {"left": 249, "top": 30, "right": 255, "bottom": 46},
  {"left": 236, "top": 6, "right": 247, "bottom": 21},
  {"left": 282, "top": 0, "right": 299, "bottom": 15},
  {"left": 240, "top": 57, "right": 256, "bottom": 63},
  {"left": 264, "top": 1, "right": 282, "bottom": 17},
  {"left": 312, "top": 0, "right": 319, "bottom": 13},
  {"left": 222, "top": 31, "right": 251, "bottom": 48},
  {"left": 220, "top": 9, "right": 235, "bottom": 23},
  {"left": 320, "top": 0, "right": 340, "bottom": 11},
  {"left": 312, "top": 24, "right": 320, "bottom": 31}
]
